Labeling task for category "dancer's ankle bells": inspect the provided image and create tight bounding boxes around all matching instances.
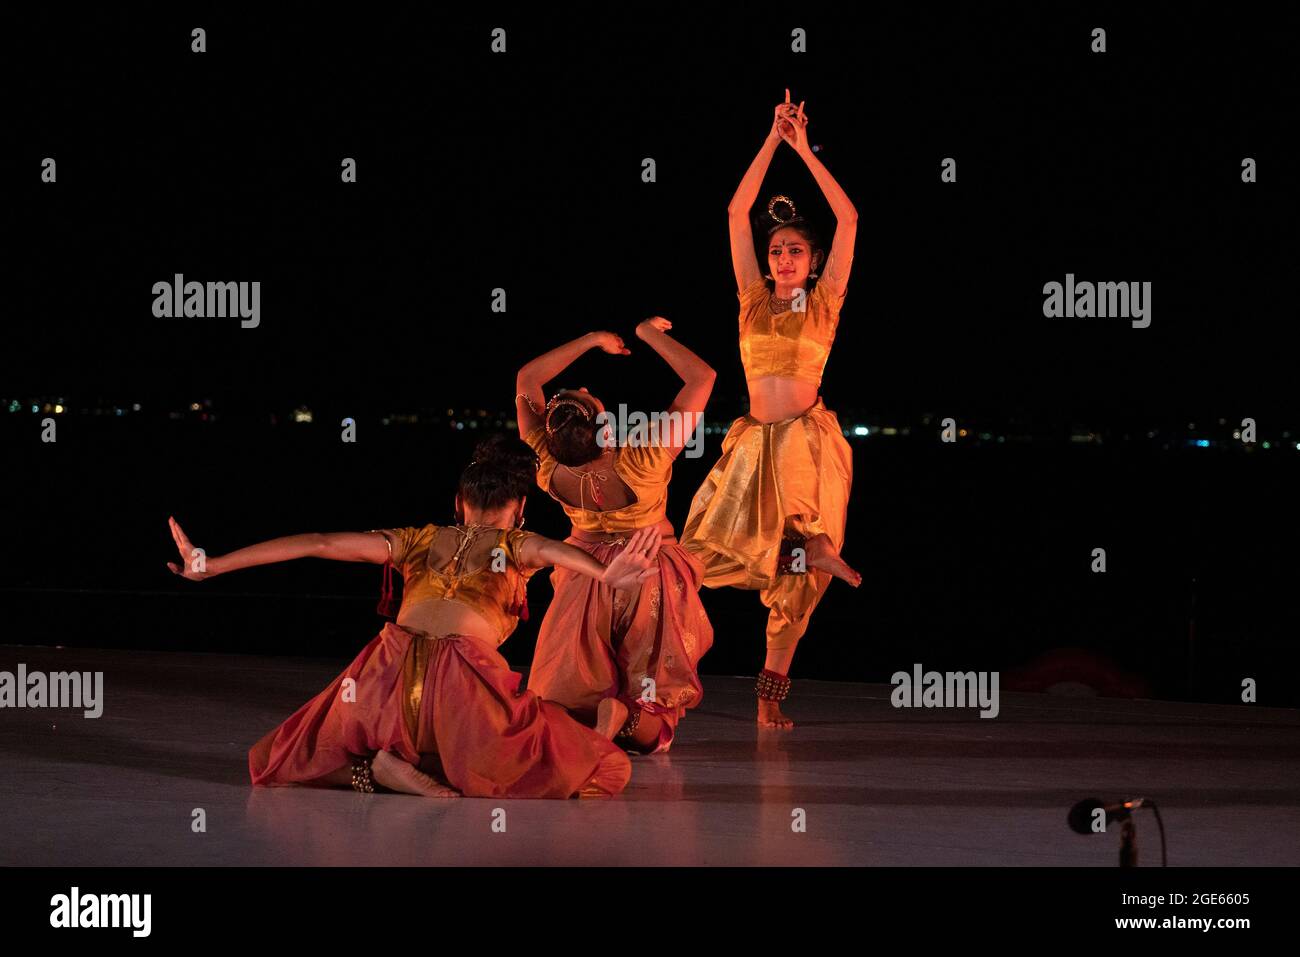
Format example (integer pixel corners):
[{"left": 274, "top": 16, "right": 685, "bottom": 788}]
[
  {"left": 756, "top": 669, "right": 791, "bottom": 702},
  {"left": 350, "top": 756, "right": 375, "bottom": 793}
]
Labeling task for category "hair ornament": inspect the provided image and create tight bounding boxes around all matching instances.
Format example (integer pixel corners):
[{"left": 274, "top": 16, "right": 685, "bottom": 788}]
[
  {"left": 544, "top": 394, "right": 594, "bottom": 436},
  {"left": 766, "top": 194, "right": 799, "bottom": 224}
]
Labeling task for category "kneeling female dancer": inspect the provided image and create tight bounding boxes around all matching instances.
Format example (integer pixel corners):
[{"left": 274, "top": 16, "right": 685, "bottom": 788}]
[
  {"left": 516, "top": 319, "right": 716, "bottom": 753},
  {"left": 165, "top": 435, "right": 661, "bottom": 798},
  {"left": 682, "top": 90, "right": 862, "bottom": 730}
]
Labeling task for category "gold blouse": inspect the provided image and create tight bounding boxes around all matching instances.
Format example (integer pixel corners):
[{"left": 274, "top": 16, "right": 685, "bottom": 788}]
[
  {"left": 524, "top": 425, "right": 677, "bottom": 534},
  {"left": 378, "top": 524, "right": 539, "bottom": 646},
  {"left": 738, "top": 277, "right": 846, "bottom": 387}
]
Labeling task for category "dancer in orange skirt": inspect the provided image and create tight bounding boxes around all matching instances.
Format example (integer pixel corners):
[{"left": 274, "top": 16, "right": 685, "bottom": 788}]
[
  {"left": 165, "top": 435, "right": 661, "bottom": 798},
  {"left": 515, "top": 319, "right": 716, "bottom": 753},
  {"left": 682, "top": 90, "right": 862, "bottom": 729}
]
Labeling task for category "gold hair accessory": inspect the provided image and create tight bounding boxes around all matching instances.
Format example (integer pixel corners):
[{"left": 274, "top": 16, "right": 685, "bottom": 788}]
[
  {"left": 545, "top": 394, "right": 594, "bottom": 436},
  {"left": 767, "top": 194, "right": 798, "bottom": 224}
]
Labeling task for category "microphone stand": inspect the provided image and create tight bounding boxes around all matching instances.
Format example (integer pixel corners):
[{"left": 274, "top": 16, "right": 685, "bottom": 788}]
[{"left": 1119, "top": 815, "right": 1138, "bottom": 867}]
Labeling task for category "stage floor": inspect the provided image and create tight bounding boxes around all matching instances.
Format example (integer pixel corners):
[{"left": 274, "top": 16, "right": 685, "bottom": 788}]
[{"left": 2, "top": 644, "right": 1298, "bottom": 866}]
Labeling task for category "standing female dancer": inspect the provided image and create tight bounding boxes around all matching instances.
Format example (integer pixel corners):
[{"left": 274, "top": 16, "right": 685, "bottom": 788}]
[
  {"left": 682, "top": 90, "right": 861, "bottom": 729},
  {"left": 165, "top": 435, "right": 662, "bottom": 798},
  {"left": 515, "top": 320, "right": 715, "bottom": 753}
]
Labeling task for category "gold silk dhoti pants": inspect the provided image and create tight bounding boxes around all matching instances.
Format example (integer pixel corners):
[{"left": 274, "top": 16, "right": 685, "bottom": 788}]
[{"left": 681, "top": 398, "right": 852, "bottom": 650}]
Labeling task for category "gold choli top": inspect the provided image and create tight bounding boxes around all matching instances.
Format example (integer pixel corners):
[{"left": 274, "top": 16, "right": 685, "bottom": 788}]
[
  {"left": 379, "top": 524, "right": 539, "bottom": 646},
  {"left": 524, "top": 425, "right": 676, "bottom": 534},
  {"left": 738, "top": 277, "right": 847, "bottom": 388}
]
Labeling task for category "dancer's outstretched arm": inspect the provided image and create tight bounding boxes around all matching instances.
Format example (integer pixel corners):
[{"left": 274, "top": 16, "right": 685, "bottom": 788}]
[
  {"left": 515, "top": 331, "right": 630, "bottom": 437},
  {"left": 634, "top": 317, "right": 714, "bottom": 455},
  {"left": 165, "top": 516, "right": 387, "bottom": 581},
  {"left": 728, "top": 89, "right": 803, "bottom": 293},
  {"left": 518, "top": 527, "right": 662, "bottom": 590},
  {"left": 777, "top": 99, "right": 858, "bottom": 298}
]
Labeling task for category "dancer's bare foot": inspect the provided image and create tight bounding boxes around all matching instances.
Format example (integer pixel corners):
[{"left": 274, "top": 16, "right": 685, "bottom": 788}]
[
  {"left": 594, "top": 697, "right": 629, "bottom": 740},
  {"left": 805, "top": 534, "right": 861, "bottom": 587},
  {"left": 758, "top": 698, "right": 795, "bottom": 729},
  {"left": 371, "top": 750, "right": 460, "bottom": 798}
]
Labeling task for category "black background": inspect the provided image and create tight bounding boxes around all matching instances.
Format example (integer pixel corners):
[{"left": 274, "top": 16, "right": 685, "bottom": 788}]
[{"left": 5, "top": 8, "right": 1297, "bottom": 704}]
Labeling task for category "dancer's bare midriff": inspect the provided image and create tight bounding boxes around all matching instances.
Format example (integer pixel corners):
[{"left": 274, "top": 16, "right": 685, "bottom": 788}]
[
  {"left": 395, "top": 599, "right": 503, "bottom": 652},
  {"left": 747, "top": 375, "right": 819, "bottom": 423}
]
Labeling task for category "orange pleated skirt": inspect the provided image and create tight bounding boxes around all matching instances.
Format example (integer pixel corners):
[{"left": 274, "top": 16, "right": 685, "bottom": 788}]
[
  {"left": 526, "top": 539, "right": 714, "bottom": 753},
  {"left": 248, "top": 622, "right": 631, "bottom": 798}
]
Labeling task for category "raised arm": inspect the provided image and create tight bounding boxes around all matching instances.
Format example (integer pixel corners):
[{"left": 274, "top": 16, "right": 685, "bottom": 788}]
[
  {"left": 729, "top": 90, "right": 803, "bottom": 293},
  {"left": 634, "top": 317, "right": 715, "bottom": 453},
  {"left": 515, "top": 331, "right": 630, "bottom": 437},
  {"left": 165, "top": 516, "right": 389, "bottom": 581},
  {"left": 517, "top": 527, "right": 661, "bottom": 590},
  {"left": 779, "top": 100, "right": 858, "bottom": 298}
]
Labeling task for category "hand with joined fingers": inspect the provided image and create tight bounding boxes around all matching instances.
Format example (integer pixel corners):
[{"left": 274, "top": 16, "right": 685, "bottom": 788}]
[
  {"left": 166, "top": 516, "right": 211, "bottom": 581},
  {"left": 769, "top": 87, "right": 809, "bottom": 147},
  {"left": 776, "top": 91, "right": 811, "bottom": 154}
]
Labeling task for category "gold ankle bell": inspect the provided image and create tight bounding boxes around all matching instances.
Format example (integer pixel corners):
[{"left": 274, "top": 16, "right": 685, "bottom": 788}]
[{"left": 350, "top": 756, "right": 375, "bottom": 793}]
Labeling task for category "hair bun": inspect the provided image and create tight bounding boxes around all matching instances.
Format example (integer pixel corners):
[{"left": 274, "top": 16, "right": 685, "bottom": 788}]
[{"left": 468, "top": 434, "right": 537, "bottom": 477}]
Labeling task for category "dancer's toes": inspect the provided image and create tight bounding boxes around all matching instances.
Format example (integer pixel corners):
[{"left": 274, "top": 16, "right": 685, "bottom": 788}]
[
  {"left": 757, "top": 699, "right": 795, "bottom": 730},
  {"left": 595, "top": 697, "right": 630, "bottom": 740},
  {"left": 806, "top": 535, "right": 861, "bottom": 587},
  {"left": 371, "top": 750, "right": 460, "bottom": 798}
]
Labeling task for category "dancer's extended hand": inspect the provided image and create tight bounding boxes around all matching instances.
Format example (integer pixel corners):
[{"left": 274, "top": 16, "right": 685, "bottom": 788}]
[
  {"left": 166, "top": 516, "right": 211, "bottom": 581},
  {"left": 777, "top": 94, "right": 811, "bottom": 153},
  {"left": 601, "top": 526, "right": 662, "bottom": 590},
  {"left": 588, "top": 331, "right": 630, "bottom": 355},
  {"left": 769, "top": 88, "right": 805, "bottom": 143},
  {"left": 635, "top": 316, "right": 672, "bottom": 339}
]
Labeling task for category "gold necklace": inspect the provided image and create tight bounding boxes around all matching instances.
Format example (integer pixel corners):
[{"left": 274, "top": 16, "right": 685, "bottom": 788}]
[{"left": 769, "top": 292, "right": 797, "bottom": 313}]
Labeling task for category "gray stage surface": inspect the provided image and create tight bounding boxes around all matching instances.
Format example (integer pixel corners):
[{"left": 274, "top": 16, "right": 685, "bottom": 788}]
[{"left": 2, "top": 644, "right": 1297, "bottom": 866}]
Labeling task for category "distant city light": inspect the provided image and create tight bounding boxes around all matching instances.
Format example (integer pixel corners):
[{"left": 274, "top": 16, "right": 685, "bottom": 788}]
[
  {"left": 292, "top": 407, "right": 313, "bottom": 423},
  {"left": 853, "top": 426, "right": 869, "bottom": 436},
  {"left": 1195, "top": 439, "right": 1210, "bottom": 448}
]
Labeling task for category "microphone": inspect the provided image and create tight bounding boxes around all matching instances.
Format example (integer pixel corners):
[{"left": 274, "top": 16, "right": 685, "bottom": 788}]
[{"left": 1068, "top": 797, "right": 1146, "bottom": 834}]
